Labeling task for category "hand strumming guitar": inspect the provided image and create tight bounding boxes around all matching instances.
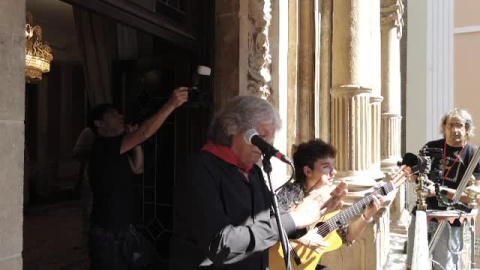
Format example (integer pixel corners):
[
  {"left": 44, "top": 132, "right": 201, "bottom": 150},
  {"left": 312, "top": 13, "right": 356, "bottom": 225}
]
[
  {"left": 289, "top": 187, "right": 332, "bottom": 229},
  {"left": 297, "top": 229, "right": 330, "bottom": 253},
  {"left": 320, "top": 180, "right": 348, "bottom": 216}
]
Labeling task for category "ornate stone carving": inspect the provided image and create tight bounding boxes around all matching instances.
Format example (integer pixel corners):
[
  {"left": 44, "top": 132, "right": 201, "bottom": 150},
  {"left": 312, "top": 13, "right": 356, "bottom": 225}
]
[
  {"left": 248, "top": 0, "right": 272, "bottom": 99},
  {"left": 381, "top": 0, "right": 404, "bottom": 38}
]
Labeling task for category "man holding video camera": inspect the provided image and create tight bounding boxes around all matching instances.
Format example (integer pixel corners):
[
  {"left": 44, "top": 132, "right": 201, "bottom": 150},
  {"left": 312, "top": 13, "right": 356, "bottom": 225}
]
[
  {"left": 87, "top": 87, "right": 188, "bottom": 269},
  {"left": 406, "top": 108, "right": 480, "bottom": 269}
]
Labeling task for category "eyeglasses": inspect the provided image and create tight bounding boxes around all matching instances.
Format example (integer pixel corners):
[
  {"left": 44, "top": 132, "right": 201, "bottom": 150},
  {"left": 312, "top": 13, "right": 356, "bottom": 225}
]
[{"left": 446, "top": 123, "right": 464, "bottom": 130}]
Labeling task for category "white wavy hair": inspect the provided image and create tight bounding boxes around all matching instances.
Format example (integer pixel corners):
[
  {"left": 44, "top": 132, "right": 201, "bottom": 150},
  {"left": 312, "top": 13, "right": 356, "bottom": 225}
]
[{"left": 207, "top": 96, "right": 282, "bottom": 146}]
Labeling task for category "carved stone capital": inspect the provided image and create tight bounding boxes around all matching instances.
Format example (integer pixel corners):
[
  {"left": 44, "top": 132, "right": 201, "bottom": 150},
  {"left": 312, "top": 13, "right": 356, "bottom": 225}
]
[
  {"left": 330, "top": 85, "right": 372, "bottom": 98},
  {"left": 381, "top": 112, "right": 402, "bottom": 120},
  {"left": 247, "top": 0, "right": 272, "bottom": 99},
  {"left": 381, "top": 0, "right": 404, "bottom": 38},
  {"left": 370, "top": 95, "right": 384, "bottom": 104}
]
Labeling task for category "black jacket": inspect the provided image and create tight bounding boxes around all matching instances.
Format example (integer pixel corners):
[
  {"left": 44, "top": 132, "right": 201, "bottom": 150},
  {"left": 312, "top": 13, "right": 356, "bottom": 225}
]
[{"left": 170, "top": 151, "right": 296, "bottom": 270}]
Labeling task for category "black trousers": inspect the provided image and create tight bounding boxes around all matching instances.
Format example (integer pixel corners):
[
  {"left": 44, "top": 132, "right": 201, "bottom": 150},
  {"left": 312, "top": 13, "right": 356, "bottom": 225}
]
[{"left": 89, "top": 226, "right": 130, "bottom": 270}]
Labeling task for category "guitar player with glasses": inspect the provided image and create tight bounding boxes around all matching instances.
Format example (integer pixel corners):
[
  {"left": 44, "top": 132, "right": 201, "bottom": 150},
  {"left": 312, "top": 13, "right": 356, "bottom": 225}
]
[{"left": 275, "top": 139, "right": 389, "bottom": 270}]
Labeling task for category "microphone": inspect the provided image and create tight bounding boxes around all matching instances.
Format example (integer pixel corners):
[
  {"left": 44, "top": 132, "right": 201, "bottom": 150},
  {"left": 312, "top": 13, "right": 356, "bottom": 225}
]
[{"left": 244, "top": 129, "right": 292, "bottom": 164}]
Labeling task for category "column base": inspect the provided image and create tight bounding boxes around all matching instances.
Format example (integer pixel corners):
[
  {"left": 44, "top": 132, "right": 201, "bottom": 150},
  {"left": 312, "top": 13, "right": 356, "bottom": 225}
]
[
  {"left": 381, "top": 157, "right": 402, "bottom": 172},
  {"left": 335, "top": 172, "right": 377, "bottom": 192},
  {"left": 372, "top": 168, "right": 386, "bottom": 181}
]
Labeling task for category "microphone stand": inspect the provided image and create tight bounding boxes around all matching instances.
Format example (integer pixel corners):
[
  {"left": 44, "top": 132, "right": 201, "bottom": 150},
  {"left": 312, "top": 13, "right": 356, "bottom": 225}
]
[{"left": 262, "top": 153, "right": 293, "bottom": 270}]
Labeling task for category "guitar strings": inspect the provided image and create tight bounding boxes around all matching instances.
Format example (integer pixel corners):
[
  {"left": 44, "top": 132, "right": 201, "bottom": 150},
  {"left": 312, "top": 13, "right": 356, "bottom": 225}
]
[
  {"left": 314, "top": 182, "right": 394, "bottom": 237},
  {"left": 313, "top": 170, "right": 405, "bottom": 237}
]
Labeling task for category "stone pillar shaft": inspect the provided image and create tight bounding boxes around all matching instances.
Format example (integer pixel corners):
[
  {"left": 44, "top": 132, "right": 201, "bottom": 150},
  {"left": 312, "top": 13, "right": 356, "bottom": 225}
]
[
  {"left": 0, "top": 0, "right": 25, "bottom": 268},
  {"left": 322, "top": 1, "right": 393, "bottom": 269},
  {"left": 214, "top": 0, "right": 241, "bottom": 109},
  {"left": 380, "top": 0, "right": 404, "bottom": 169},
  {"left": 371, "top": 96, "right": 384, "bottom": 178},
  {"left": 332, "top": 0, "right": 373, "bottom": 87},
  {"left": 286, "top": 0, "right": 298, "bottom": 154},
  {"left": 331, "top": 0, "right": 374, "bottom": 184},
  {"left": 380, "top": 0, "right": 408, "bottom": 233},
  {"left": 320, "top": 0, "right": 333, "bottom": 142},
  {"left": 370, "top": 0, "right": 384, "bottom": 179},
  {"left": 297, "top": 0, "right": 315, "bottom": 142}
]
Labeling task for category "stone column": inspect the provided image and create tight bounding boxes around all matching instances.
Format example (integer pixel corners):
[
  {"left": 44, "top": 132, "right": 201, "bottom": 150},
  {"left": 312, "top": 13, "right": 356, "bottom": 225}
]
[
  {"left": 0, "top": 0, "right": 25, "bottom": 268},
  {"left": 320, "top": 0, "right": 333, "bottom": 142},
  {"left": 330, "top": 0, "right": 375, "bottom": 189},
  {"left": 321, "top": 0, "right": 392, "bottom": 269},
  {"left": 381, "top": 0, "right": 409, "bottom": 233},
  {"left": 297, "top": 0, "right": 315, "bottom": 142},
  {"left": 286, "top": 0, "right": 298, "bottom": 153},
  {"left": 380, "top": 0, "right": 404, "bottom": 171},
  {"left": 268, "top": 0, "right": 290, "bottom": 187},
  {"left": 370, "top": 0, "right": 385, "bottom": 180},
  {"left": 214, "top": 0, "right": 243, "bottom": 109},
  {"left": 371, "top": 96, "right": 384, "bottom": 178}
]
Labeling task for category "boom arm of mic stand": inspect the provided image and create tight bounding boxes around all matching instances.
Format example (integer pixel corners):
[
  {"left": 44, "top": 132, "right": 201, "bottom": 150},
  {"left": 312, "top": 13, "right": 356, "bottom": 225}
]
[{"left": 262, "top": 155, "right": 298, "bottom": 270}]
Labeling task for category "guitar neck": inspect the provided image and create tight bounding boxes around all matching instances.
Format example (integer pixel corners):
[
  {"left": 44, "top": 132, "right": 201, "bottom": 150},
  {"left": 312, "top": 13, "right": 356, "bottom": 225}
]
[{"left": 316, "top": 182, "right": 394, "bottom": 237}]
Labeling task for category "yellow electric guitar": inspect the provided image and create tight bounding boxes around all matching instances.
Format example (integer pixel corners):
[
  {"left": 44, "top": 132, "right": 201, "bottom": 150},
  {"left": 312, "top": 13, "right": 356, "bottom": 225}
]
[{"left": 269, "top": 168, "right": 410, "bottom": 270}]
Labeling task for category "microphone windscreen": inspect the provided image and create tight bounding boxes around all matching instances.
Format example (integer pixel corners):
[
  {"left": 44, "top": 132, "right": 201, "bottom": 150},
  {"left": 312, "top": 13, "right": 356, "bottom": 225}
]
[
  {"left": 401, "top": 153, "right": 419, "bottom": 167},
  {"left": 244, "top": 129, "right": 259, "bottom": 144}
]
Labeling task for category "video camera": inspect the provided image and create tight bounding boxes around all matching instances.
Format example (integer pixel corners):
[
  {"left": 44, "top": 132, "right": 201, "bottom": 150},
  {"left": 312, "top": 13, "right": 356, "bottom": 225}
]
[
  {"left": 186, "top": 65, "right": 212, "bottom": 105},
  {"left": 400, "top": 147, "right": 443, "bottom": 181}
]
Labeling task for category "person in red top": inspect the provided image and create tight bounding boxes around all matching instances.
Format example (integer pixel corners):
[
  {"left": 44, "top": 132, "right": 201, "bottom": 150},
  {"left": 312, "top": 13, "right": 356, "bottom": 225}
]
[{"left": 171, "top": 96, "right": 347, "bottom": 270}]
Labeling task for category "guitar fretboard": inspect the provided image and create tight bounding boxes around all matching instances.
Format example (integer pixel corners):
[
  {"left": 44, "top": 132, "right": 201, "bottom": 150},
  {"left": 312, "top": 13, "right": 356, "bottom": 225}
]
[{"left": 315, "top": 182, "right": 394, "bottom": 237}]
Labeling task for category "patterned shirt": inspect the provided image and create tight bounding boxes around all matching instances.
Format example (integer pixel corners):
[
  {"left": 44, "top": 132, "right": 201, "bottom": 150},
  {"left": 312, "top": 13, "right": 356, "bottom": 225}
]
[{"left": 276, "top": 182, "right": 352, "bottom": 246}]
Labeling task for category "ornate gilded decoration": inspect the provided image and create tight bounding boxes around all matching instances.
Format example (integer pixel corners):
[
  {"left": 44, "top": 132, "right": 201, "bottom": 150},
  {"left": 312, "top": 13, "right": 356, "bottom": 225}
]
[{"left": 25, "top": 12, "right": 53, "bottom": 83}]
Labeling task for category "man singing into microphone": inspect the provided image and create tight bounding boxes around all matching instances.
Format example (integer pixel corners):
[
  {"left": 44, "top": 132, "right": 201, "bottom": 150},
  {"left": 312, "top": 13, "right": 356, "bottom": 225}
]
[{"left": 170, "top": 96, "right": 346, "bottom": 269}]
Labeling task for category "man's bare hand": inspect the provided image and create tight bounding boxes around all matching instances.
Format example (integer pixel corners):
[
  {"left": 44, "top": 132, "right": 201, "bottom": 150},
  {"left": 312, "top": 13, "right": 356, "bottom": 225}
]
[
  {"left": 167, "top": 87, "right": 189, "bottom": 108},
  {"left": 321, "top": 180, "right": 348, "bottom": 215},
  {"left": 289, "top": 190, "right": 329, "bottom": 229},
  {"left": 363, "top": 194, "right": 385, "bottom": 220},
  {"left": 298, "top": 229, "right": 329, "bottom": 253}
]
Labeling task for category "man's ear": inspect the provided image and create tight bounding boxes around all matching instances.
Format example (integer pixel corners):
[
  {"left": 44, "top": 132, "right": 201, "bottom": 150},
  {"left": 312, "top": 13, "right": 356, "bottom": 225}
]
[{"left": 303, "top": 165, "right": 312, "bottom": 178}]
